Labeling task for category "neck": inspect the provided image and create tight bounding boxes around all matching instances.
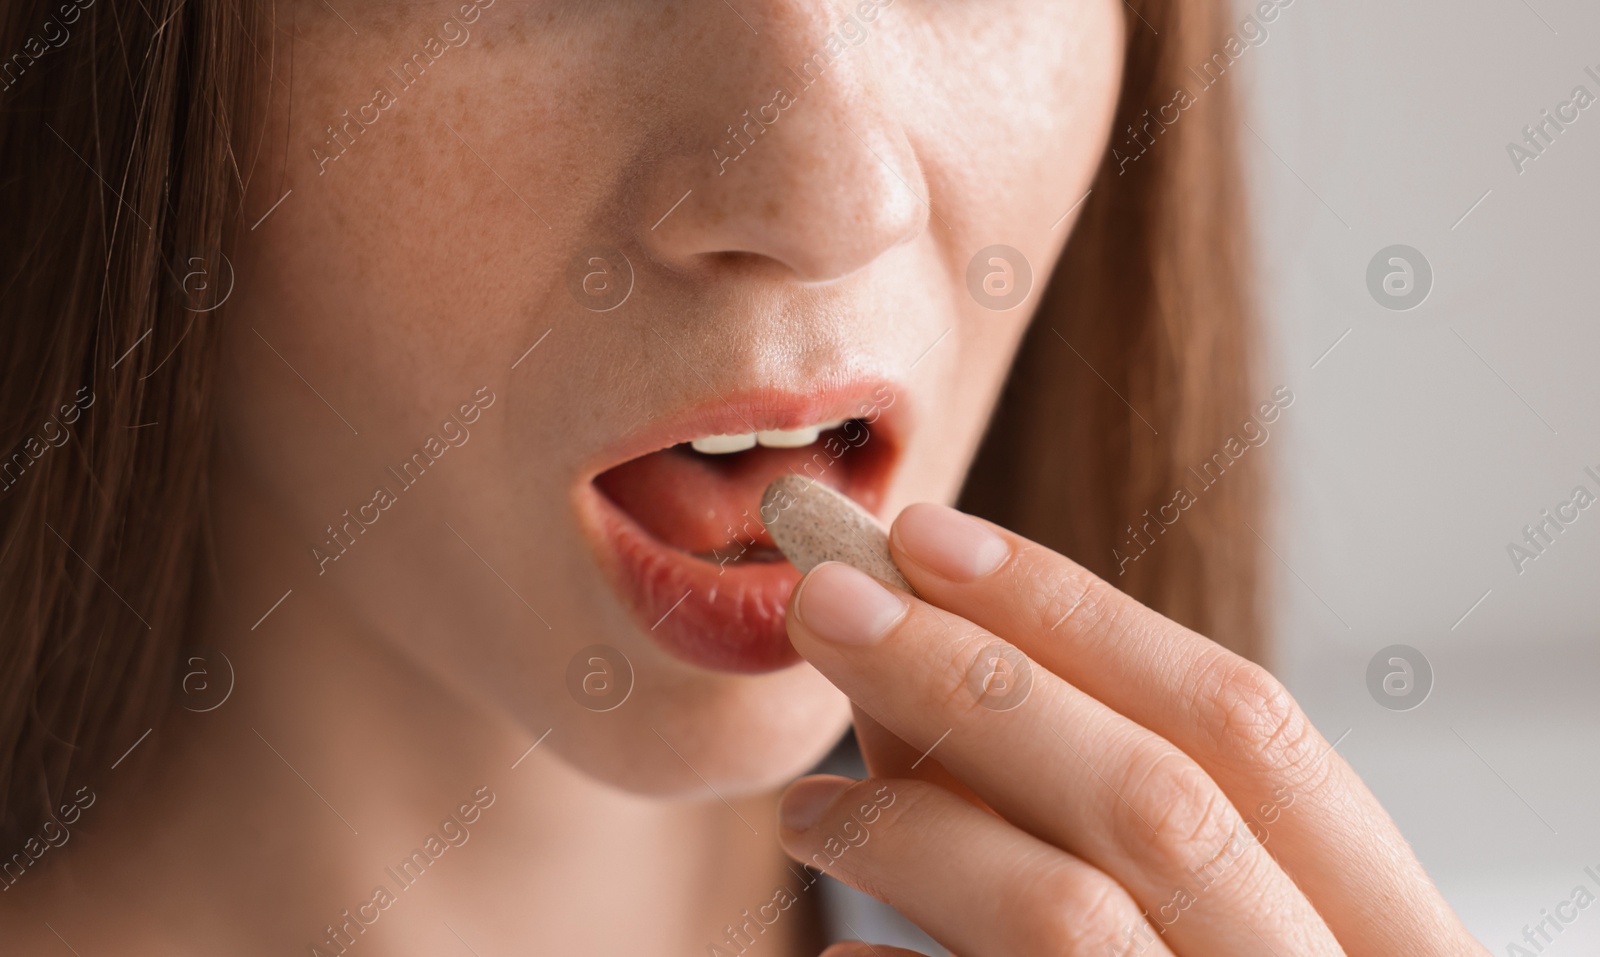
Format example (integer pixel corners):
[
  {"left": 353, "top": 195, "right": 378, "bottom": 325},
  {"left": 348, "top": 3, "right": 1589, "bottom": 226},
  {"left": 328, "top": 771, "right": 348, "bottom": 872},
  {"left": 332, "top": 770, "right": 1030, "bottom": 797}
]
[{"left": 9, "top": 498, "right": 815, "bottom": 957}]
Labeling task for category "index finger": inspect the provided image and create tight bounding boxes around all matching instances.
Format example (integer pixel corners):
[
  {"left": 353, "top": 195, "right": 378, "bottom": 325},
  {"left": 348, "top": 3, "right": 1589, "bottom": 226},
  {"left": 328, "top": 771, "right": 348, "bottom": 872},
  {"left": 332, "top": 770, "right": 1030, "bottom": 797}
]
[
  {"left": 849, "top": 703, "right": 987, "bottom": 810},
  {"left": 784, "top": 561, "right": 1341, "bottom": 957},
  {"left": 885, "top": 502, "right": 1477, "bottom": 956}
]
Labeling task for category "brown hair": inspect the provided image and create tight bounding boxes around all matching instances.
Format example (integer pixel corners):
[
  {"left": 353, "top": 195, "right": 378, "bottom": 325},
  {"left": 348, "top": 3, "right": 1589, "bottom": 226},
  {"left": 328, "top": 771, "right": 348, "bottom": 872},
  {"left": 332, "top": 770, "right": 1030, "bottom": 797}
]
[
  {"left": 0, "top": 0, "right": 1261, "bottom": 845},
  {"left": 961, "top": 0, "right": 1265, "bottom": 662},
  {"left": 0, "top": 1, "right": 262, "bottom": 845}
]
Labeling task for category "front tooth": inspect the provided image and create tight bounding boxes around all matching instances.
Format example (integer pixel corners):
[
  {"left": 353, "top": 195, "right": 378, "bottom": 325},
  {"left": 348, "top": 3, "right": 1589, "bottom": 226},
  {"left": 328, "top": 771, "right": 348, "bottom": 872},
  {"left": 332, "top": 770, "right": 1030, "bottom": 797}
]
[
  {"left": 756, "top": 426, "right": 821, "bottom": 449},
  {"left": 691, "top": 433, "right": 758, "bottom": 454}
]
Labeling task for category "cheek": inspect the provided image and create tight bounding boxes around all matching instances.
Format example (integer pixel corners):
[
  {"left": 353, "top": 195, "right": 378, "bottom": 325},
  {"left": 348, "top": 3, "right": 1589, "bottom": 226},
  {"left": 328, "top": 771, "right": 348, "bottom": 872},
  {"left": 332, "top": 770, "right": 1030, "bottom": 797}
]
[
  {"left": 901, "top": 1, "right": 1124, "bottom": 350},
  {"left": 242, "top": 97, "right": 542, "bottom": 369},
  {"left": 902, "top": 0, "right": 1125, "bottom": 219},
  {"left": 224, "top": 15, "right": 588, "bottom": 511},
  {"left": 886, "top": 3, "right": 1123, "bottom": 502}
]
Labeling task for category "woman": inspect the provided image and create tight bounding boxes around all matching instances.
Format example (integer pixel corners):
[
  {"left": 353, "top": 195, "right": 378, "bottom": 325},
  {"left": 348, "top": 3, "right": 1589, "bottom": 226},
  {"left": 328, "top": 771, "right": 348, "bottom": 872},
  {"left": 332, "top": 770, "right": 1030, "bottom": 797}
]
[{"left": 0, "top": 1, "right": 1486, "bottom": 954}]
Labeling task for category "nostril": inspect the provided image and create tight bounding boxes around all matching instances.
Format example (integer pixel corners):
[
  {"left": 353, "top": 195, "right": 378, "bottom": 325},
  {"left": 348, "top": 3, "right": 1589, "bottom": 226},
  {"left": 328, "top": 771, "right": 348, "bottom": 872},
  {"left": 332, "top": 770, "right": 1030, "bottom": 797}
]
[{"left": 635, "top": 96, "right": 927, "bottom": 286}]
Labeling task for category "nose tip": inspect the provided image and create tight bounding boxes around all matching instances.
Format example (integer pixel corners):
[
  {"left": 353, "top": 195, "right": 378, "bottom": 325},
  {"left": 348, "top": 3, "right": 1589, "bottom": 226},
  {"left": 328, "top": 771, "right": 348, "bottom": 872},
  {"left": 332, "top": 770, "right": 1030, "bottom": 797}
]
[{"left": 639, "top": 94, "right": 929, "bottom": 286}]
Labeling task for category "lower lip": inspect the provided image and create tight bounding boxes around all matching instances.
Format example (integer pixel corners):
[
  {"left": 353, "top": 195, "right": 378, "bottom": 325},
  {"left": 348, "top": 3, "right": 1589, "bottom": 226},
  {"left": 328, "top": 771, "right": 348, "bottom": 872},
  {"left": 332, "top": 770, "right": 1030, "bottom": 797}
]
[{"left": 578, "top": 484, "right": 805, "bottom": 673}]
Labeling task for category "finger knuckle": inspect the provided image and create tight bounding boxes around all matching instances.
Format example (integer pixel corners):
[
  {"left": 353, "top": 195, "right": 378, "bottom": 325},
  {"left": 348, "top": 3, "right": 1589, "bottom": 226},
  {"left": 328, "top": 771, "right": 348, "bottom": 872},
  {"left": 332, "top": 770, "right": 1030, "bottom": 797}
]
[
  {"left": 1017, "top": 549, "right": 1111, "bottom": 638},
  {"left": 1006, "top": 863, "right": 1139, "bottom": 956},
  {"left": 1115, "top": 747, "right": 1241, "bottom": 876},
  {"left": 1196, "top": 654, "right": 1329, "bottom": 793},
  {"left": 832, "top": 777, "right": 919, "bottom": 837},
  {"left": 799, "top": 779, "right": 917, "bottom": 894},
  {"left": 1006, "top": 540, "right": 1057, "bottom": 586},
  {"left": 925, "top": 623, "right": 1012, "bottom": 720}
]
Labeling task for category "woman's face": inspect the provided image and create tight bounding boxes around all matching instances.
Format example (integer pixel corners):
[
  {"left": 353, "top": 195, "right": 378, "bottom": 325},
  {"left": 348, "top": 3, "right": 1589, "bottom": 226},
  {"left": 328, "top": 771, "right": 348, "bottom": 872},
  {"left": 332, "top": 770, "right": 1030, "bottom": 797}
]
[{"left": 222, "top": 0, "right": 1123, "bottom": 798}]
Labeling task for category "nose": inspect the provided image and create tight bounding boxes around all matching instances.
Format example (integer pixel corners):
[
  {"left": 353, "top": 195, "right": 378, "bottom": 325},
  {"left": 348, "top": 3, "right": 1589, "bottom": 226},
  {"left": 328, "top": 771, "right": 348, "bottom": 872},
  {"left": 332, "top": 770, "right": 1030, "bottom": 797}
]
[{"left": 637, "top": 4, "right": 928, "bottom": 285}]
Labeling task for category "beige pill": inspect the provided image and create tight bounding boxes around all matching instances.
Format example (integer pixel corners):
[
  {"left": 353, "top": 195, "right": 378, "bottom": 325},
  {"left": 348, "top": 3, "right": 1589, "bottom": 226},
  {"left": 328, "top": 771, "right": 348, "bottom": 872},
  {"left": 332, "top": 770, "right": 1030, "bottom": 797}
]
[{"left": 760, "top": 474, "right": 914, "bottom": 594}]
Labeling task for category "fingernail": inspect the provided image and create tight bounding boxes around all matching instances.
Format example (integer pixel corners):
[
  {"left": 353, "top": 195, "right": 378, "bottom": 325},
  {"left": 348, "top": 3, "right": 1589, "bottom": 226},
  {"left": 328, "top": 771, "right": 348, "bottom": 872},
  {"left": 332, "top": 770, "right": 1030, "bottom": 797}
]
[
  {"left": 781, "top": 776, "right": 851, "bottom": 831},
  {"left": 892, "top": 503, "right": 1010, "bottom": 581},
  {"left": 795, "top": 562, "right": 907, "bottom": 646}
]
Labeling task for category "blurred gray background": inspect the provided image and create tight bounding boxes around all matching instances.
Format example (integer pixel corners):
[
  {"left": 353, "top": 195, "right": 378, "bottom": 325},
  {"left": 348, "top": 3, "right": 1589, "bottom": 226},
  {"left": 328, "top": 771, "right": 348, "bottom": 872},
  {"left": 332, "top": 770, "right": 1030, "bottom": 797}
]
[{"left": 1239, "top": 0, "right": 1600, "bottom": 948}]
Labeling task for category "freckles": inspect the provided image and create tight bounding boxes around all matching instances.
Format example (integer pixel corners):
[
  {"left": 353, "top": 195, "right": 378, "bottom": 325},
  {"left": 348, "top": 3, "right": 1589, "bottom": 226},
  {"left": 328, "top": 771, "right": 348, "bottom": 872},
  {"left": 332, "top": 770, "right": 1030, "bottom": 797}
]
[{"left": 387, "top": 118, "right": 413, "bottom": 158}]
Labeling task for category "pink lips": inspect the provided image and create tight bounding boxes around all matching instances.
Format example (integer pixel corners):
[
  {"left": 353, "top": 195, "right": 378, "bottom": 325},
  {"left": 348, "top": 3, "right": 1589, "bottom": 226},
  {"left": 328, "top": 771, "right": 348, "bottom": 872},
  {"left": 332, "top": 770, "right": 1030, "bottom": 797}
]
[{"left": 574, "top": 384, "right": 903, "bottom": 674}]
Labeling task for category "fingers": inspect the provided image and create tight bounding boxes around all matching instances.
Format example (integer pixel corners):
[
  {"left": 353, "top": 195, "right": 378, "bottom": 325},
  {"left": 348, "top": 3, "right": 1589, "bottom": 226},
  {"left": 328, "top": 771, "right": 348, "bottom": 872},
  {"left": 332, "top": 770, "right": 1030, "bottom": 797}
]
[
  {"left": 779, "top": 775, "right": 1177, "bottom": 957},
  {"left": 850, "top": 704, "right": 988, "bottom": 810},
  {"left": 886, "top": 503, "right": 1479, "bottom": 954},
  {"left": 785, "top": 562, "right": 1342, "bottom": 957}
]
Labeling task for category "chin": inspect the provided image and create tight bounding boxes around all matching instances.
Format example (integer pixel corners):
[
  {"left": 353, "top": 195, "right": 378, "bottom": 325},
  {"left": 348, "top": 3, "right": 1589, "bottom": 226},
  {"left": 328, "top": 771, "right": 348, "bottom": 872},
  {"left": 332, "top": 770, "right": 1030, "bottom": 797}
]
[{"left": 544, "top": 655, "right": 854, "bottom": 801}]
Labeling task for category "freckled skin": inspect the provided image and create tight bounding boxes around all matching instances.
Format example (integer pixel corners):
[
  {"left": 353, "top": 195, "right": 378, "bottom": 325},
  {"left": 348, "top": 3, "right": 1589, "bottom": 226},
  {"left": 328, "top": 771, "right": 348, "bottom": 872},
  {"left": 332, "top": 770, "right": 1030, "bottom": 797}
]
[
  {"left": 0, "top": 2, "right": 1126, "bottom": 955},
  {"left": 225, "top": 0, "right": 1123, "bottom": 799}
]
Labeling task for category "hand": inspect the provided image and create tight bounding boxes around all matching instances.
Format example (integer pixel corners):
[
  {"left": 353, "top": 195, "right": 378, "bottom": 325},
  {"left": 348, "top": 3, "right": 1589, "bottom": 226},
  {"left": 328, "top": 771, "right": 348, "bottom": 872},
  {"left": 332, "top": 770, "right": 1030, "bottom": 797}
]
[{"left": 776, "top": 503, "right": 1488, "bottom": 957}]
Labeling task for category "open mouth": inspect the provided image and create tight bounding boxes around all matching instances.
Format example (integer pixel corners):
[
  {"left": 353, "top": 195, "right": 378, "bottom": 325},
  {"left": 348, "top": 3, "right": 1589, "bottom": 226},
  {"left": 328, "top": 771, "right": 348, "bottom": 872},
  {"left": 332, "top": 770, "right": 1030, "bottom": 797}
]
[{"left": 576, "top": 387, "right": 902, "bottom": 674}]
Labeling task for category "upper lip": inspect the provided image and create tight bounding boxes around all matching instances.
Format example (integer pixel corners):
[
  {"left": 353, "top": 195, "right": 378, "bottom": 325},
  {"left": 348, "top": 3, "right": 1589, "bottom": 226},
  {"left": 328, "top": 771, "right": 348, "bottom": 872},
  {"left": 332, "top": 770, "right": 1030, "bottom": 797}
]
[{"left": 579, "top": 380, "right": 909, "bottom": 480}]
